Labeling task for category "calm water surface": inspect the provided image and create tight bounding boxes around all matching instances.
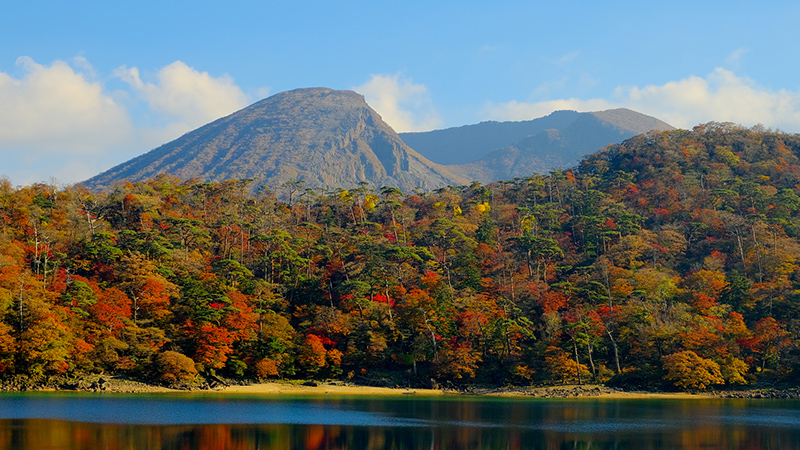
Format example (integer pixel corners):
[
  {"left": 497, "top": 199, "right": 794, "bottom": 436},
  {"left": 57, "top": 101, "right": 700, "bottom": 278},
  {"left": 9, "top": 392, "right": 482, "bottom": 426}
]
[{"left": 0, "top": 392, "right": 797, "bottom": 449}]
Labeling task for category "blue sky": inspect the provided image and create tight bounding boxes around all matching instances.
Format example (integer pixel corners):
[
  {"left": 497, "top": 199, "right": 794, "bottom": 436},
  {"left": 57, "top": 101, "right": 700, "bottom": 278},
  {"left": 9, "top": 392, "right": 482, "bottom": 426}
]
[{"left": 2, "top": 1, "right": 800, "bottom": 185}]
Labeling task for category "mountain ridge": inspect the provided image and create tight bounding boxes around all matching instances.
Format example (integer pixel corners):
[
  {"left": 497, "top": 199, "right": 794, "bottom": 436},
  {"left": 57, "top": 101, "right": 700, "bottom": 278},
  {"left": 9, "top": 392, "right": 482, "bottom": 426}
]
[
  {"left": 85, "top": 88, "right": 673, "bottom": 193},
  {"left": 399, "top": 110, "right": 582, "bottom": 165},
  {"left": 403, "top": 108, "right": 674, "bottom": 181},
  {"left": 85, "top": 88, "right": 468, "bottom": 193}
]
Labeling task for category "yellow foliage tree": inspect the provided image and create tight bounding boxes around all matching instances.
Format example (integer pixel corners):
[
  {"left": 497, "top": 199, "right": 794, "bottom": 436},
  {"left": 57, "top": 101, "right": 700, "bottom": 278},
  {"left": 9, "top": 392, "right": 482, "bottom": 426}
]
[
  {"left": 719, "top": 356, "right": 749, "bottom": 385},
  {"left": 662, "top": 350, "right": 724, "bottom": 390},
  {"left": 544, "top": 346, "right": 590, "bottom": 384},
  {"left": 433, "top": 343, "right": 482, "bottom": 380}
]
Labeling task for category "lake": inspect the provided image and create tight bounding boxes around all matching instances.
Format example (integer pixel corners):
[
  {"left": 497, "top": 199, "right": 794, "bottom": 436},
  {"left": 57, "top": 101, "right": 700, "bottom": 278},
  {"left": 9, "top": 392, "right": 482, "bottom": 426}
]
[{"left": 0, "top": 392, "right": 797, "bottom": 449}]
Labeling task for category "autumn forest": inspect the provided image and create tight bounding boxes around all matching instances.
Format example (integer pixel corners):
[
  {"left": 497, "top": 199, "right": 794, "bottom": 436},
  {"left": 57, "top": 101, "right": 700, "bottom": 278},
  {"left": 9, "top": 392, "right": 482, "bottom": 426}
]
[{"left": 3, "top": 123, "right": 800, "bottom": 391}]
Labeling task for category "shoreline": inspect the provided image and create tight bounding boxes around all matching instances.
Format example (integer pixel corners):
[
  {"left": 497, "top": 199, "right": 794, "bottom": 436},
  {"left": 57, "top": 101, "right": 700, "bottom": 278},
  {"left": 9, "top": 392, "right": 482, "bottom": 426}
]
[
  {"left": 0, "top": 378, "right": 714, "bottom": 399},
  {"left": 4, "top": 378, "right": 798, "bottom": 400},
  {"left": 214, "top": 382, "right": 708, "bottom": 399}
]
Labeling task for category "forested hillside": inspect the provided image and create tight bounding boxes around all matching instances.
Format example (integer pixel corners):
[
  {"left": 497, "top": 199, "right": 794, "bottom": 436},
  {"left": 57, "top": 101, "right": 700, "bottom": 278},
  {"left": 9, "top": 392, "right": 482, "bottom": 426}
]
[{"left": 2, "top": 122, "right": 800, "bottom": 391}]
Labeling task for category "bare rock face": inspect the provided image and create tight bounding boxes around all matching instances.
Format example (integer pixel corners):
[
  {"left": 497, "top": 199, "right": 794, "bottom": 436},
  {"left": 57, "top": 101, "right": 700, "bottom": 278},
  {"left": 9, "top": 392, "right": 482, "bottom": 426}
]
[{"left": 85, "top": 88, "right": 468, "bottom": 193}]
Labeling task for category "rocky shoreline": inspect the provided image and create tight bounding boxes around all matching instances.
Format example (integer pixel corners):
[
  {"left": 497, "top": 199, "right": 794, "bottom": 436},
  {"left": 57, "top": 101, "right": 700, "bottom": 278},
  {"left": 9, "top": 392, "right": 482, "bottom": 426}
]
[
  {"left": 455, "top": 384, "right": 624, "bottom": 398},
  {"left": 0, "top": 376, "right": 207, "bottom": 393},
  {"left": 711, "top": 388, "right": 800, "bottom": 399}
]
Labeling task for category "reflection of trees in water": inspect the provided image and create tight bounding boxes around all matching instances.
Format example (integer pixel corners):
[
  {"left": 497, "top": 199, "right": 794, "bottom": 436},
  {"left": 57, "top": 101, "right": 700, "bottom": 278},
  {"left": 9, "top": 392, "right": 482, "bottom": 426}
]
[
  {"left": 0, "top": 400, "right": 797, "bottom": 450},
  {"left": 0, "top": 419, "right": 484, "bottom": 449}
]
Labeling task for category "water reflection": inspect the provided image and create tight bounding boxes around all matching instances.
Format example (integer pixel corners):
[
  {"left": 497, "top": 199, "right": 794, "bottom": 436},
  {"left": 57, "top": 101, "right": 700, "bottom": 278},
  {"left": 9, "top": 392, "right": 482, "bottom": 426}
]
[{"left": 0, "top": 394, "right": 796, "bottom": 449}]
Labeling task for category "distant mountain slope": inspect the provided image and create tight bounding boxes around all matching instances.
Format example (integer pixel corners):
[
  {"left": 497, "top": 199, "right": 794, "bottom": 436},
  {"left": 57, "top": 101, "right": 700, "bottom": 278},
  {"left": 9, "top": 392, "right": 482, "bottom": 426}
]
[
  {"left": 399, "top": 110, "right": 582, "bottom": 165},
  {"left": 443, "top": 108, "right": 674, "bottom": 183},
  {"left": 85, "top": 88, "right": 468, "bottom": 193}
]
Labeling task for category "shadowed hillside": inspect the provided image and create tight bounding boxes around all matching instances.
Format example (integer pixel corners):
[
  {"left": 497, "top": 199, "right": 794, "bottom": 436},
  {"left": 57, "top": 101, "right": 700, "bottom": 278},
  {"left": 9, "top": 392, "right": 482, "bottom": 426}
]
[
  {"left": 403, "top": 108, "right": 673, "bottom": 183},
  {"left": 451, "top": 109, "right": 674, "bottom": 182},
  {"left": 399, "top": 110, "right": 582, "bottom": 165}
]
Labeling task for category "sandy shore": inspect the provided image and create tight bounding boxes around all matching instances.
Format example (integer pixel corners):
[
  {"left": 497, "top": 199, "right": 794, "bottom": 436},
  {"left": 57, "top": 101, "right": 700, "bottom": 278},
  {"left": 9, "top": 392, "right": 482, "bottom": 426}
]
[
  {"left": 16, "top": 377, "right": 792, "bottom": 399},
  {"left": 57, "top": 377, "right": 715, "bottom": 398},
  {"left": 218, "top": 382, "right": 445, "bottom": 397},
  {"left": 213, "top": 382, "right": 710, "bottom": 399}
]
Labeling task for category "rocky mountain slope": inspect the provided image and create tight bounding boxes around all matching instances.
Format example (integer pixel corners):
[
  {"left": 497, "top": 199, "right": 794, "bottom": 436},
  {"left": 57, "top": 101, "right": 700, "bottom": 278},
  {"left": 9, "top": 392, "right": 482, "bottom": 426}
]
[{"left": 85, "top": 88, "right": 468, "bottom": 193}]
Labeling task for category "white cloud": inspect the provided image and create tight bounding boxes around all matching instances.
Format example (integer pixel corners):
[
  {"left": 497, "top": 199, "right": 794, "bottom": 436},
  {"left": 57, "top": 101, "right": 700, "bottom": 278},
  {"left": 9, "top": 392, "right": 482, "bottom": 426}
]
[
  {"left": 622, "top": 68, "right": 800, "bottom": 130},
  {"left": 0, "top": 56, "right": 133, "bottom": 154},
  {"left": 71, "top": 56, "right": 98, "bottom": 80},
  {"left": 484, "top": 68, "right": 800, "bottom": 132},
  {"left": 0, "top": 57, "right": 251, "bottom": 186},
  {"left": 483, "top": 98, "right": 615, "bottom": 122},
  {"left": 115, "top": 61, "right": 249, "bottom": 130},
  {"left": 354, "top": 74, "right": 443, "bottom": 132}
]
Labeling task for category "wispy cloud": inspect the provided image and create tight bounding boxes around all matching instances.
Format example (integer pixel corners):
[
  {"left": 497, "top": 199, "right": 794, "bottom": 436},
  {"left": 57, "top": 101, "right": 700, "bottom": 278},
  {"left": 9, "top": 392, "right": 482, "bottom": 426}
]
[
  {"left": 484, "top": 68, "right": 800, "bottom": 132},
  {"left": 725, "top": 47, "right": 749, "bottom": 69},
  {"left": 353, "top": 74, "right": 443, "bottom": 132},
  {"left": 476, "top": 44, "right": 503, "bottom": 56},
  {"left": 555, "top": 51, "right": 580, "bottom": 66},
  {"left": 483, "top": 98, "right": 615, "bottom": 122}
]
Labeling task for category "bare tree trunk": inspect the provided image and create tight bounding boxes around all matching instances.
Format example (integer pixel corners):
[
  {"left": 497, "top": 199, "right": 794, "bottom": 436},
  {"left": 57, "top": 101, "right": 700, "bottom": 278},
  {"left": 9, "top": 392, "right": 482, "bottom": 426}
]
[
  {"left": 424, "top": 316, "right": 439, "bottom": 363},
  {"left": 572, "top": 339, "right": 583, "bottom": 385},
  {"left": 130, "top": 293, "right": 140, "bottom": 326},
  {"left": 607, "top": 328, "right": 621, "bottom": 374},
  {"left": 586, "top": 341, "right": 596, "bottom": 378}
]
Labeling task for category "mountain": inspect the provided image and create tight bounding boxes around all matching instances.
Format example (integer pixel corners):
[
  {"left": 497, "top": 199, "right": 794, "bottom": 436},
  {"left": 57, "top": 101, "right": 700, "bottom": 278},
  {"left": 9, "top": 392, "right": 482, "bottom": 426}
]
[
  {"left": 85, "top": 87, "right": 674, "bottom": 192},
  {"left": 404, "top": 108, "right": 674, "bottom": 183},
  {"left": 399, "top": 110, "right": 582, "bottom": 165},
  {"left": 84, "top": 88, "right": 469, "bottom": 193}
]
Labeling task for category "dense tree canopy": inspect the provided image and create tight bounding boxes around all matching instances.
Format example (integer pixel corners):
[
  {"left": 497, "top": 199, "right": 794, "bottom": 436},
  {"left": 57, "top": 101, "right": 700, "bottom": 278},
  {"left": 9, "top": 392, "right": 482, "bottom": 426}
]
[{"left": 2, "top": 123, "right": 800, "bottom": 391}]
